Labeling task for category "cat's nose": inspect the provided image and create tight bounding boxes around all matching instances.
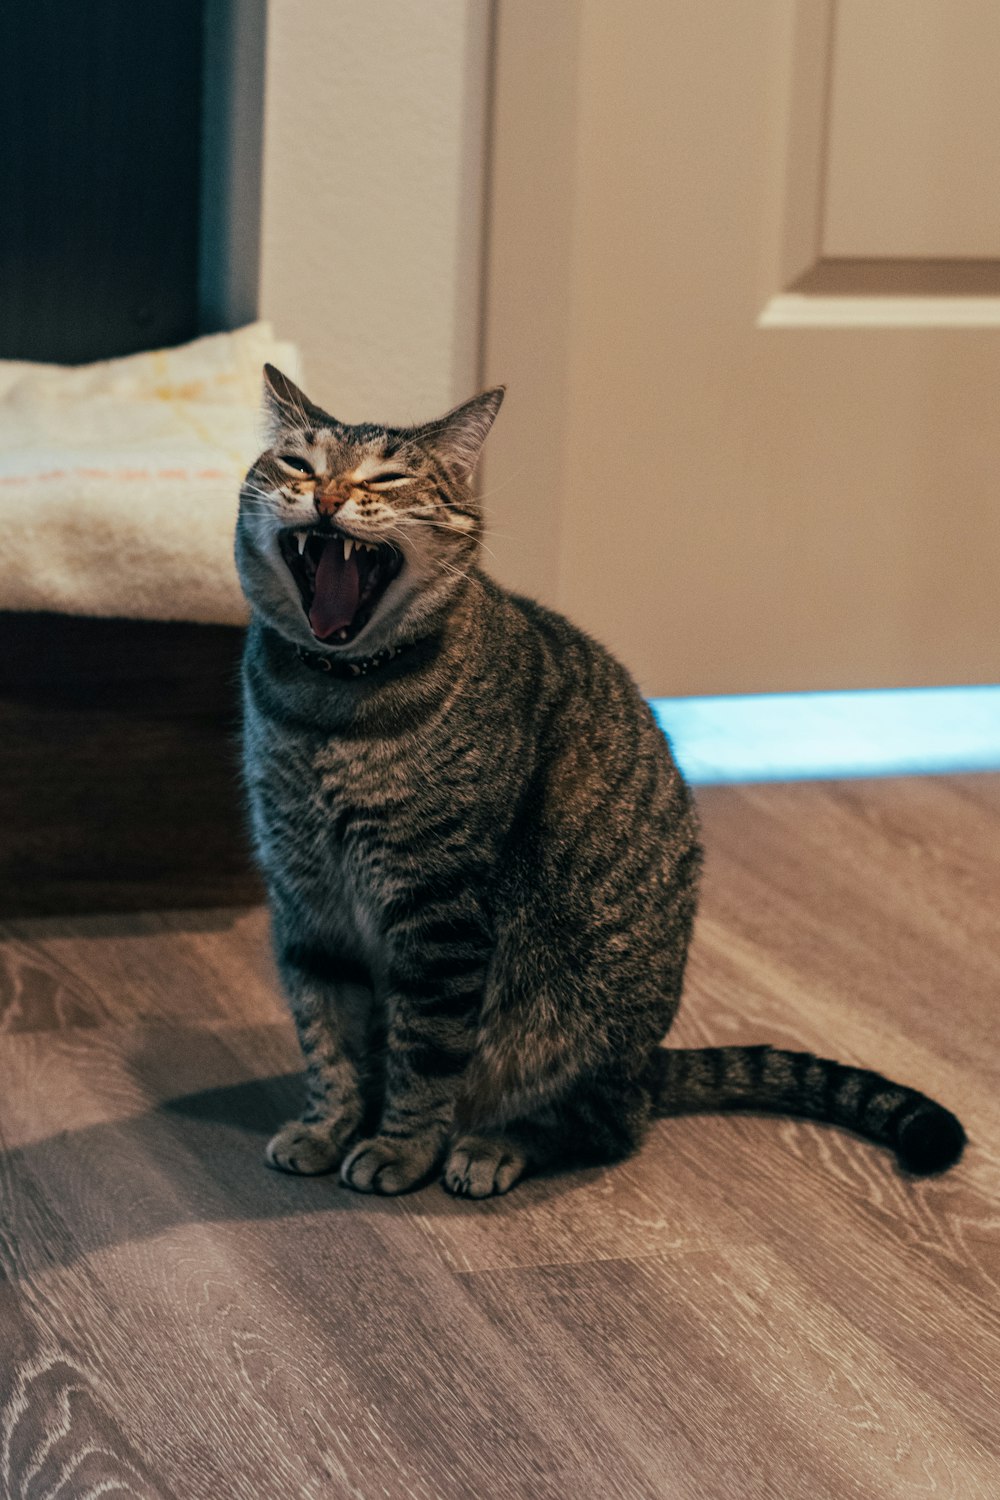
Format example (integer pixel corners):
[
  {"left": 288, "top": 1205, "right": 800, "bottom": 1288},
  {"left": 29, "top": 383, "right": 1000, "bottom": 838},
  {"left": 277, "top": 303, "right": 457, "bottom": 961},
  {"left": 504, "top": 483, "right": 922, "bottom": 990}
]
[{"left": 315, "top": 486, "right": 348, "bottom": 517}]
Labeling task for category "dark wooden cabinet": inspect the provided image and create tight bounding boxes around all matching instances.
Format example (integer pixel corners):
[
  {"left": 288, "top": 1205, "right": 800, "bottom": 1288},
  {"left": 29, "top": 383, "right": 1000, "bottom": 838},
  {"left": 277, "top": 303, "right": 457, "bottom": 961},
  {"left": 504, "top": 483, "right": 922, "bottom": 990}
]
[{"left": 0, "top": 614, "right": 261, "bottom": 915}]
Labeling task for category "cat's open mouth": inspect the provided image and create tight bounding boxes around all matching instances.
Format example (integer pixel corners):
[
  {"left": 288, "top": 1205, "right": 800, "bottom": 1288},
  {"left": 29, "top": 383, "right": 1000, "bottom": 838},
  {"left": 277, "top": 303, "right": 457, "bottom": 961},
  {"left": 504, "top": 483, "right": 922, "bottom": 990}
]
[{"left": 279, "top": 526, "right": 403, "bottom": 644}]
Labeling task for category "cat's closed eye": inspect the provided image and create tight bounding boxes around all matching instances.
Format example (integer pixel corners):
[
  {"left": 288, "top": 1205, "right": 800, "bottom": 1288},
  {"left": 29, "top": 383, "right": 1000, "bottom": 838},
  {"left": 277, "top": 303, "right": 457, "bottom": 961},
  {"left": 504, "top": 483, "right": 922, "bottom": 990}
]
[
  {"left": 366, "top": 472, "right": 412, "bottom": 488},
  {"left": 278, "top": 454, "right": 314, "bottom": 475}
]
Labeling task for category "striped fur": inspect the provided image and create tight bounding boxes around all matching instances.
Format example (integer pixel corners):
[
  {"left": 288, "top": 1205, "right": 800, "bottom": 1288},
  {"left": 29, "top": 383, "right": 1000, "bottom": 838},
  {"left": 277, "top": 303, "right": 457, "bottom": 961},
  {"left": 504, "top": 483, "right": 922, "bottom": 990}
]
[
  {"left": 234, "top": 369, "right": 965, "bottom": 1197},
  {"left": 649, "top": 1047, "right": 964, "bottom": 1176}
]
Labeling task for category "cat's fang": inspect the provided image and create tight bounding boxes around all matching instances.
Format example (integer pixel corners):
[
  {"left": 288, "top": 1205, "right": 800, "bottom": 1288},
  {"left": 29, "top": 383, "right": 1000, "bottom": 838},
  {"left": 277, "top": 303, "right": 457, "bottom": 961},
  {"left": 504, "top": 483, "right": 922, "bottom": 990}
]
[
  {"left": 343, "top": 538, "right": 355, "bottom": 560},
  {"left": 296, "top": 531, "right": 308, "bottom": 556}
]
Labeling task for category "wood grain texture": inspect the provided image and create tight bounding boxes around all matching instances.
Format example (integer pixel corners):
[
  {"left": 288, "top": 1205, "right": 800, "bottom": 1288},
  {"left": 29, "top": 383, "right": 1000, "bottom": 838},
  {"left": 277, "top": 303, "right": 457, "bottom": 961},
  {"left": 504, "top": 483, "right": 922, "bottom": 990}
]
[
  {"left": 0, "top": 775, "right": 997, "bottom": 1497},
  {"left": 0, "top": 614, "right": 261, "bottom": 918}
]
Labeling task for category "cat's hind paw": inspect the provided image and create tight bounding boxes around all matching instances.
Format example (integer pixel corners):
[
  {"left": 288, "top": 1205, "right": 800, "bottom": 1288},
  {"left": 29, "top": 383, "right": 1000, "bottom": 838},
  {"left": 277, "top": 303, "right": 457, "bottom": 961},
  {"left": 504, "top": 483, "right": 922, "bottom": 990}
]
[
  {"left": 442, "top": 1136, "right": 527, "bottom": 1198},
  {"left": 265, "top": 1119, "right": 347, "bottom": 1175}
]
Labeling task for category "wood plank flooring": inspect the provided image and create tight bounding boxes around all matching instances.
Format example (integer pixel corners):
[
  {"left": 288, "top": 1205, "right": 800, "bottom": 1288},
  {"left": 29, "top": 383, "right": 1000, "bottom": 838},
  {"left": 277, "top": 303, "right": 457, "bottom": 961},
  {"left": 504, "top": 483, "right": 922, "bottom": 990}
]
[{"left": 1, "top": 775, "right": 998, "bottom": 1499}]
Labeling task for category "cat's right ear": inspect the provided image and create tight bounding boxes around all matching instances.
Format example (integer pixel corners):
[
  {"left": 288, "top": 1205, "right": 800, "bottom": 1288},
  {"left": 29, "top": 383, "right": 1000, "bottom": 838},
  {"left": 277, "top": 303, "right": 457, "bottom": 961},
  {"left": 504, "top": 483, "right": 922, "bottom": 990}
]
[
  {"left": 421, "top": 386, "right": 506, "bottom": 480},
  {"left": 261, "top": 363, "right": 315, "bottom": 439}
]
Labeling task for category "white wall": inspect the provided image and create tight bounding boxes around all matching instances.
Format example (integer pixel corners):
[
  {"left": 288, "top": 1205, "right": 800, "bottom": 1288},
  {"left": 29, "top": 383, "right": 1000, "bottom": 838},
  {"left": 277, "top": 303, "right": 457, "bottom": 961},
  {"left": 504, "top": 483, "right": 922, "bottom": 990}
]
[{"left": 257, "top": 0, "right": 493, "bottom": 426}]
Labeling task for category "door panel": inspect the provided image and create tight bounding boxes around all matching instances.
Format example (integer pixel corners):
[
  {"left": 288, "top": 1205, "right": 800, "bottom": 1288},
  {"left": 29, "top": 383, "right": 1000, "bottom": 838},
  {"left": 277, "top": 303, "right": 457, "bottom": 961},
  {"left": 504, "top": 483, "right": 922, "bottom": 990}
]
[
  {"left": 483, "top": 0, "right": 1000, "bottom": 696},
  {"left": 824, "top": 0, "right": 1000, "bottom": 259}
]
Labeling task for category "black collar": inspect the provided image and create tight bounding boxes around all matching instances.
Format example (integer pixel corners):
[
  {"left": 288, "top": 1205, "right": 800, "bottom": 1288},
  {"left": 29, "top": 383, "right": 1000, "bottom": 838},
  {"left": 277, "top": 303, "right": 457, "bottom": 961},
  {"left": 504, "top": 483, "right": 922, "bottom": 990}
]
[{"left": 295, "top": 636, "right": 426, "bottom": 679}]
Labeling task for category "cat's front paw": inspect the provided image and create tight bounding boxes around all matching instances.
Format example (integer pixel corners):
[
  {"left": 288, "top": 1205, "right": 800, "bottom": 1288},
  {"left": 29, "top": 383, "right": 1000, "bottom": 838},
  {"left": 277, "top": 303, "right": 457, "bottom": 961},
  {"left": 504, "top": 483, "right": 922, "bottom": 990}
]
[
  {"left": 442, "top": 1135, "right": 528, "bottom": 1198},
  {"left": 340, "top": 1134, "right": 439, "bottom": 1195},
  {"left": 265, "top": 1119, "right": 351, "bottom": 1175}
]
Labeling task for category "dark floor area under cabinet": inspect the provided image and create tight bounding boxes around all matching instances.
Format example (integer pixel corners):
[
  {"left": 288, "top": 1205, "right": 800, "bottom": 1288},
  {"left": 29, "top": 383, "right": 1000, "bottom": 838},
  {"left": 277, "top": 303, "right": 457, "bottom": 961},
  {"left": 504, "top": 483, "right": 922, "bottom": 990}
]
[{"left": 0, "top": 776, "right": 998, "bottom": 1498}]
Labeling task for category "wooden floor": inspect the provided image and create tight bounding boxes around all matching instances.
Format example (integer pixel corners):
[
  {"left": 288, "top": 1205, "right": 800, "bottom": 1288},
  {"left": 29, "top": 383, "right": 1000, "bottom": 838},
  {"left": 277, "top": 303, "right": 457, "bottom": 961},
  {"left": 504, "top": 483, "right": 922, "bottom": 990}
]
[{"left": 1, "top": 775, "right": 998, "bottom": 1500}]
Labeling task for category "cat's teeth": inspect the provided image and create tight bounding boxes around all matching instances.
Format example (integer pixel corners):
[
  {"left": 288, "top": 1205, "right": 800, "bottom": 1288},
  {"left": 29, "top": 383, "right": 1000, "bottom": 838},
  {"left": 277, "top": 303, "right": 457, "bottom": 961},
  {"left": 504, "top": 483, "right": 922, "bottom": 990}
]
[
  {"left": 296, "top": 531, "right": 308, "bottom": 556},
  {"left": 343, "top": 538, "right": 354, "bottom": 560}
]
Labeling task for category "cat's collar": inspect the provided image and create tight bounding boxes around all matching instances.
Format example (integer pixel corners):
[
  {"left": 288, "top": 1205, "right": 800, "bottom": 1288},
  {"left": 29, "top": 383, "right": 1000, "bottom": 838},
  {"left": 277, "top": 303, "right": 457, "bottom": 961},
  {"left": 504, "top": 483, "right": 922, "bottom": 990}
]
[{"left": 295, "top": 636, "right": 424, "bottom": 679}]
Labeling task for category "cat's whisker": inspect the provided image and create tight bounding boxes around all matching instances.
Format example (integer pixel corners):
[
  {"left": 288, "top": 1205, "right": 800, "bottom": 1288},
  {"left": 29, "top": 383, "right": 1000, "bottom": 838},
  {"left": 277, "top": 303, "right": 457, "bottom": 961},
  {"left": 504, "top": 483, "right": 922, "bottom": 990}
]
[
  {"left": 396, "top": 513, "right": 516, "bottom": 555},
  {"left": 238, "top": 495, "right": 280, "bottom": 513},
  {"left": 394, "top": 513, "right": 503, "bottom": 561},
  {"left": 471, "top": 462, "right": 531, "bottom": 507},
  {"left": 383, "top": 525, "right": 487, "bottom": 600}
]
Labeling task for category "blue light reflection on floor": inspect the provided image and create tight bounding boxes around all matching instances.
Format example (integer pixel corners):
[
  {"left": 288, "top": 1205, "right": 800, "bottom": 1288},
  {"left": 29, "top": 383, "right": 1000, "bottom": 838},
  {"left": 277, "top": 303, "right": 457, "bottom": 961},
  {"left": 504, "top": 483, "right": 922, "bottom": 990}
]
[{"left": 650, "top": 686, "right": 1000, "bottom": 785}]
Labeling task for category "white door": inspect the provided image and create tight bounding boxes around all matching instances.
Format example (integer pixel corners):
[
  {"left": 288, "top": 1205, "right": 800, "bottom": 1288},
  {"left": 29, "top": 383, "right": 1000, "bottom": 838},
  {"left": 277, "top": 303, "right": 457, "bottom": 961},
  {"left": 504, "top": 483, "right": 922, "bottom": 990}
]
[{"left": 482, "top": 0, "right": 1000, "bottom": 697}]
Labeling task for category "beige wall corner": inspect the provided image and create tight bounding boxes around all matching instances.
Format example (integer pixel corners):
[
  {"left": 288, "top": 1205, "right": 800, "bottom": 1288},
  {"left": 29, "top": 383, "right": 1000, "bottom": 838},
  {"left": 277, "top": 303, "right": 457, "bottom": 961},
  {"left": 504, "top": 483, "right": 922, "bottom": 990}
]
[{"left": 258, "top": 0, "right": 493, "bottom": 424}]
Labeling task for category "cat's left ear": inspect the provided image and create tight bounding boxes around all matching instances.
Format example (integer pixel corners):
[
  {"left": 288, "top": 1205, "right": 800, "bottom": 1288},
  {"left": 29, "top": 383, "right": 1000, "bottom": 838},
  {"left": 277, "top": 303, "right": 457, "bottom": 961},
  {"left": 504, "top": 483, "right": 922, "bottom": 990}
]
[
  {"left": 422, "top": 387, "right": 505, "bottom": 479},
  {"left": 260, "top": 363, "right": 331, "bottom": 440}
]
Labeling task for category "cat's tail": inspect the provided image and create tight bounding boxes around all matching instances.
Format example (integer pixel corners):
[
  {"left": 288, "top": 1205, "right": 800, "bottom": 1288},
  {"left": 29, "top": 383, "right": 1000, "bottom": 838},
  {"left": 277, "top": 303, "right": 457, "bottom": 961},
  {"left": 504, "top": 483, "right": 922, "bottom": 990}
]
[{"left": 648, "top": 1045, "right": 965, "bottom": 1175}]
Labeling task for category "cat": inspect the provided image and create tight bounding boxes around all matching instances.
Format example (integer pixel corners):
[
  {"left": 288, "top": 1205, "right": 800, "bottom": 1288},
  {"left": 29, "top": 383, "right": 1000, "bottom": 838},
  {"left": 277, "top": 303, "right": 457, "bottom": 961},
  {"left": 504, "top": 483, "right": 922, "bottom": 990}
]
[{"left": 234, "top": 363, "right": 965, "bottom": 1198}]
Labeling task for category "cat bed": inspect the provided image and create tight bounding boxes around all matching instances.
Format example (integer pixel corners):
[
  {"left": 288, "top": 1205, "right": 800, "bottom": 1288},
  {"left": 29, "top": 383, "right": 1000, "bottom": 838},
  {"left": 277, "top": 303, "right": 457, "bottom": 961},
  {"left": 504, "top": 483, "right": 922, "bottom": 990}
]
[
  {"left": 0, "top": 322, "right": 301, "bottom": 626},
  {"left": 0, "top": 325, "right": 298, "bottom": 914}
]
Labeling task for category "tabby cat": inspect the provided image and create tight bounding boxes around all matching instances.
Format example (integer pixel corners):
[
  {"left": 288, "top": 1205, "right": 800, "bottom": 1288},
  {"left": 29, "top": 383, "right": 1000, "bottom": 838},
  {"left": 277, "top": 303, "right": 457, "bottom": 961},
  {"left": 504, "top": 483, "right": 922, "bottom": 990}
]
[{"left": 234, "top": 364, "right": 965, "bottom": 1198}]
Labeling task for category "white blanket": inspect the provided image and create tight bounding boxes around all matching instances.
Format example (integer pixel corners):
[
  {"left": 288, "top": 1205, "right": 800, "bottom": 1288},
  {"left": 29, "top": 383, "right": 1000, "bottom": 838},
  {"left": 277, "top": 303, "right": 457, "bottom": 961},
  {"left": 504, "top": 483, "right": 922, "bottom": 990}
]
[{"left": 0, "top": 322, "right": 302, "bottom": 626}]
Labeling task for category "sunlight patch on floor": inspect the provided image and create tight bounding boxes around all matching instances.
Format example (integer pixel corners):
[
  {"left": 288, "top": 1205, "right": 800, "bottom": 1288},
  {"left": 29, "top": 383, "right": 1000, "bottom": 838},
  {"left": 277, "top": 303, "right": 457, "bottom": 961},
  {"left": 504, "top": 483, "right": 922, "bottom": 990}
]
[{"left": 650, "top": 686, "right": 1000, "bottom": 785}]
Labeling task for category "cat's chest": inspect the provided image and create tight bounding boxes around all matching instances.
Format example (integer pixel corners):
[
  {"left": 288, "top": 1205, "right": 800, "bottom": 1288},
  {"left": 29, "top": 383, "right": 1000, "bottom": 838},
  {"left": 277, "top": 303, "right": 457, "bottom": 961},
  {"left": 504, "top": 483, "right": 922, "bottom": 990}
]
[{"left": 249, "top": 721, "right": 442, "bottom": 943}]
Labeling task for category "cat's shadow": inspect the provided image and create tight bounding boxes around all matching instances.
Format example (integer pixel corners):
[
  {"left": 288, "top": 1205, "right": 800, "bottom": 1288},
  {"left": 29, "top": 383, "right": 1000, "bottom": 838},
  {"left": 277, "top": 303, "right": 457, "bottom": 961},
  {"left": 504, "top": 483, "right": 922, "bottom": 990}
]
[{"left": 3, "top": 1023, "right": 593, "bottom": 1281}]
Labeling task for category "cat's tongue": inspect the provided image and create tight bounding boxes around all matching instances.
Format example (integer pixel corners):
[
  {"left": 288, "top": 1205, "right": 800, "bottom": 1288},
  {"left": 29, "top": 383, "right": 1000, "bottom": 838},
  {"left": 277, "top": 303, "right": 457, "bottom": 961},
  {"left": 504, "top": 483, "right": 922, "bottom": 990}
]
[{"left": 309, "top": 537, "right": 361, "bottom": 639}]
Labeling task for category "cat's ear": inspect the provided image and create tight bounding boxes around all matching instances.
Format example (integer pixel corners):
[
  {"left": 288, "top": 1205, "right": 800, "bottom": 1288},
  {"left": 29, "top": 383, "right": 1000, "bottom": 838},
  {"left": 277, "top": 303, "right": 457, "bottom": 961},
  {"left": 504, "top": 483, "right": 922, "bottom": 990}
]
[
  {"left": 421, "top": 387, "right": 505, "bottom": 479},
  {"left": 261, "top": 363, "right": 324, "bottom": 438}
]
